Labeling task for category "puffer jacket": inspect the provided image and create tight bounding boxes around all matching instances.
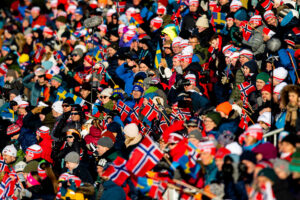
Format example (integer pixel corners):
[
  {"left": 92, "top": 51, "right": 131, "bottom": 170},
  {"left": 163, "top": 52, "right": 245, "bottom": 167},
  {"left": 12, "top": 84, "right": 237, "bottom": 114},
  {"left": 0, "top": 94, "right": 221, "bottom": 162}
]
[{"left": 38, "top": 133, "right": 53, "bottom": 163}]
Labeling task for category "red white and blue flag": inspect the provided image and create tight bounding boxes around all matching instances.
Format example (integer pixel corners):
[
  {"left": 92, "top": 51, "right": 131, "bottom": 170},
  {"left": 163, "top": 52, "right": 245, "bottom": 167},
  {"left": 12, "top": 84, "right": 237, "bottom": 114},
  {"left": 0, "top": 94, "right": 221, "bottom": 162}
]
[
  {"left": 102, "top": 156, "right": 130, "bottom": 186},
  {"left": 126, "top": 135, "right": 163, "bottom": 176},
  {"left": 261, "top": 0, "right": 273, "bottom": 11},
  {"left": 141, "top": 99, "right": 160, "bottom": 121},
  {"left": 117, "top": 100, "right": 131, "bottom": 121}
]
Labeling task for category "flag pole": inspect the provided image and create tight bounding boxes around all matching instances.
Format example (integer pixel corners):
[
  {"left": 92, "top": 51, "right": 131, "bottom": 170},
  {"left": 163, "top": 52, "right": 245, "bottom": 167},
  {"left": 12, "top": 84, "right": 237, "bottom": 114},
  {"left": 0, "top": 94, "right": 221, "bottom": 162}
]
[{"left": 286, "top": 51, "right": 300, "bottom": 84}]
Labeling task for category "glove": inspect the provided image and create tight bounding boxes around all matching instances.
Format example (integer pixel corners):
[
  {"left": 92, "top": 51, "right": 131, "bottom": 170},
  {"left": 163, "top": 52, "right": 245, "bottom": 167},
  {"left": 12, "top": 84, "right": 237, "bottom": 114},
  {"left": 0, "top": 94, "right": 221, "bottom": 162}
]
[
  {"left": 21, "top": 189, "right": 32, "bottom": 198},
  {"left": 221, "top": 76, "right": 228, "bottom": 85}
]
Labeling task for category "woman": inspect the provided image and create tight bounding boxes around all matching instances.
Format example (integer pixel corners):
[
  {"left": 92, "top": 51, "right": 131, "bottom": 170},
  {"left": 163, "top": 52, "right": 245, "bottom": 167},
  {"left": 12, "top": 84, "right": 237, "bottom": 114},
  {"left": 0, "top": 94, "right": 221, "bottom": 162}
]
[{"left": 202, "top": 111, "right": 222, "bottom": 139}]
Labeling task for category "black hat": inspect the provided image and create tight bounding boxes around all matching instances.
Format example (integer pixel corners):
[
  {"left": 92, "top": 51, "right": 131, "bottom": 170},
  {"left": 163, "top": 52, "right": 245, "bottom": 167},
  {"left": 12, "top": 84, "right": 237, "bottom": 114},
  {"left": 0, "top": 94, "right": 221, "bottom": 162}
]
[
  {"left": 5, "top": 54, "right": 15, "bottom": 61},
  {"left": 81, "top": 82, "right": 91, "bottom": 91},
  {"left": 56, "top": 16, "right": 67, "bottom": 23},
  {"left": 63, "top": 97, "right": 75, "bottom": 105},
  {"left": 41, "top": 106, "right": 52, "bottom": 115},
  {"left": 240, "top": 150, "right": 257, "bottom": 164},
  {"left": 71, "top": 104, "right": 82, "bottom": 112},
  {"left": 282, "top": 134, "right": 298, "bottom": 147}
]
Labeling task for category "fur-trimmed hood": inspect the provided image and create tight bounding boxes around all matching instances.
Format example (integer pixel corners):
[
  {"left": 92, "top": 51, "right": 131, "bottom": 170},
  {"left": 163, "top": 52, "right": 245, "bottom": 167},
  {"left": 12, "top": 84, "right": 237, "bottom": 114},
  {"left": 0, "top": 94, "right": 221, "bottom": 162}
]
[{"left": 280, "top": 84, "right": 300, "bottom": 107}]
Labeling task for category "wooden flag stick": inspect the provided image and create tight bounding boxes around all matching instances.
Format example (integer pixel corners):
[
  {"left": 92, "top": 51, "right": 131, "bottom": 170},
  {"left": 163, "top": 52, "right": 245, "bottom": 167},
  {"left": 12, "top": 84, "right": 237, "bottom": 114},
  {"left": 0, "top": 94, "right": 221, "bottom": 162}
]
[
  {"left": 287, "top": 51, "right": 300, "bottom": 84},
  {"left": 242, "top": 107, "right": 255, "bottom": 124}
]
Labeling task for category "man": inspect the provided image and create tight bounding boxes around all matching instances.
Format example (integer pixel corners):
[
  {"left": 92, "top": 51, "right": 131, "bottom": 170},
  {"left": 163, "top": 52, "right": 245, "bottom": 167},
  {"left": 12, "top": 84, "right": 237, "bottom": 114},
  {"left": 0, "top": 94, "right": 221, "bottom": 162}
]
[
  {"left": 199, "top": 140, "right": 217, "bottom": 185},
  {"left": 149, "top": 17, "right": 163, "bottom": 48},
  {"left": 188, "top": 129, "right": 202, "bottom": 146},
  {"left": 97, "top": 137, "right": 119, "bottom": 162},
  {"left": 31, "top": 7, "right": 47, "bottom": 27},
  {"left": 25, "top": 144, "right": 43, "bottom": 163},
  {"left": 2, "top": 144, "right": 17, "bottom": 164},
  {"left": 23, "top": 68, "right": 49, "bottom": 106},
  {"left": 49, "top": 75, "right": 63, "bottom": 102}
]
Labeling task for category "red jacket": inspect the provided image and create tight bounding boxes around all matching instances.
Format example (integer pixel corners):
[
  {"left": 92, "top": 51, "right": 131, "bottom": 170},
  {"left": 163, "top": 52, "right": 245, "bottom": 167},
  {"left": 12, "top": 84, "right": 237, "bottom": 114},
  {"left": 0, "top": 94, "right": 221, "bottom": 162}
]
[
  {"left": 39, "top": 134, "right": 53, "bottom": 163},
  {"left": 32, "top": 15, "right": 47, "bottom": 27}
]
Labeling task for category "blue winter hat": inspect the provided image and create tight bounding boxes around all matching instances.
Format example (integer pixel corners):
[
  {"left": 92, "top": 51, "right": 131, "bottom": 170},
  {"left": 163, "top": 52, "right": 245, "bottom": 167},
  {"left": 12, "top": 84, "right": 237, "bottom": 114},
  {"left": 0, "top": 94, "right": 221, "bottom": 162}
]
[
  {"left": 75, "top": 8, "right": 83, "bottom": 16},
  {"left": 2, "top": 46, "right": 10, "bottom": 53},
  {"left": 234, "top": 9, "right": 248, "bottom": 21},
  {"left": 132, "top": 80, "right": 144, "bottom": 93}
]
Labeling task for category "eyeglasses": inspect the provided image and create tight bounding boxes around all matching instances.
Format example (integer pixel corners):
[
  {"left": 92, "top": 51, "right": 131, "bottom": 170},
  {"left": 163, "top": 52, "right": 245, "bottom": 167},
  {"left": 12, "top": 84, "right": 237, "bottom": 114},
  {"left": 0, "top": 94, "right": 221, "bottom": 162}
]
[
  {"left": 66, "top": 135, "right": 74, "bottom": 139},
  {"left": 148, "top": 73, "right": 155, "bottom": 77},
  {"left": 100, "top": 96, "right": 108, "bottom": 99},
  {"left": 62, "top": 104, "right": 70, "bottom": 107},
  {"left": 72, "top": 54, "right": 78, "bottom": 57},
  {"left": 70, "top": 112, "right": 79, "bottom": 115},
  {"left": 163, "top": 47, "right": 171, "bottom": 50}
]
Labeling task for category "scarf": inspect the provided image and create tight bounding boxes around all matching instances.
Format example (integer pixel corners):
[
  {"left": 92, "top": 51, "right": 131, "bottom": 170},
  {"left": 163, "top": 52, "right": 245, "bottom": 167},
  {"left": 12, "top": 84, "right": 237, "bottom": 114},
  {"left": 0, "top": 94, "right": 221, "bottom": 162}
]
[{"left": 285, "top": 103, "right": 298, "bottom": 127}]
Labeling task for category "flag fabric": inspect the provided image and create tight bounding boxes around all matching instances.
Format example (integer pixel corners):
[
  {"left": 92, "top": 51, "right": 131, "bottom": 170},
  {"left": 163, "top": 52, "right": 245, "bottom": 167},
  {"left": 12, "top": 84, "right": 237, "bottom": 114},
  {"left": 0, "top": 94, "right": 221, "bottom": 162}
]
[
  {"left": 126, "top": 135, "right": 163, "bottom": 176},
  {"left": 130, "top": 14, "right": 144, "bottom": 27},
  {"left": 159, "top": 115, "right": 168, "bottom": 133},
  {"left": 102, "top": 156, "right": 130, "bottom": 186},
  {"left": 66, "top": 93, "right": 85, "bottom": 106},
  {"left": 0, "top": 173, "right": 16, "bottom": 199},
  {"left": 73, "top": 27, "right": 88, "bottom": 38},
  {"left": 240, "top": 22, "right": 253, "bottom": 41},
  {"left": 0, "top": 108, "right": 15, "bottom": 122},
  {"left": 238, "top": 81, "right": 256, "bottom": 107},
  {"left": 34, "top": 44, "right": 45, "bottom": 64},
  {"left": 56, "top": 87, "right": 68, "bottom": 101},
  {"left": 136, "top": 177, "right": 167, "bottom": 199},
  {"left": 141, "top": 98, "right": 160, "bottom": 121},
  {"left": 92, "top": 103, "right": 101, "bottom": 118},
  {"left": 170, "top": 107, "right": 191, "bottom": 122},
  {"left": 239, "top": 109, "right": 251, "bottom": 129},
  {"left": 154, "top": 43, "right": 162, "bottom": 69},
  {"left": 117, "top": 100, "right": 131, "bottom": 121},
  {"left": 211, "top": 12, "right": 226, "bottom": 33},
  {"left": 130, "top": 104, "right": 140, "bottom": 123},
  {"left": 139, "top": 122, "right": 153, "bottom": 136},
  {"left": 114, "top": 1, "right": 126, "bottom": 13}
]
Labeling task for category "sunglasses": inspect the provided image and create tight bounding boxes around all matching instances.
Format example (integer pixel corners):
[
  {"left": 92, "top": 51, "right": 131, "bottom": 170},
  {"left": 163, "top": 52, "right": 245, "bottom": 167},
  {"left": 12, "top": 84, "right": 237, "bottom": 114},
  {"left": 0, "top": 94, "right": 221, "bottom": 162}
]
[
  {"left": 62, "top": 104, "right": 70, "bottom": 107},
  {"left": 66, "top": 135, "right": 74, "bottom": 139},
  {"left": 72, "top": 54, "right": 78, "bottom": 57},
  {"left": 37, "top": 75, "right": 44, "bottom": 78},
  {"left": 100, "top": 96, "right": 108, "bottom": 99},
  {"left": 70, "top": 112, "right": 79, "bottom": 115}
]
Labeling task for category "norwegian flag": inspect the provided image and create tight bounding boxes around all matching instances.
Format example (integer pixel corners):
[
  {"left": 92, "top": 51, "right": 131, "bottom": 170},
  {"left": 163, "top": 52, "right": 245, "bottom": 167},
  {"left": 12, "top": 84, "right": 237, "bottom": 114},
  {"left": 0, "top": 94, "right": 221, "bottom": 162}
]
[
  {"left": 261, "top": 0, "right": 273, "bottom": 11},
  {"left": 141, "top": 99, "right": 160, "bottom": 121},
  {"left": 238, "top": 81, "right": 256, "bottom": 98},
  {"left": 126, "top": 135, "right": 163, "bottom": 176},
  {"left": 114, "top": 1, "right": 126, "bottom": 13},
  {"left": 34, "top": 44, "right": 45, "bottom": 64},
  {"left": 238, "top": 109, "right": 251, "bottom": 130},
  {"left": 240, "top": 22, "right": 253, "bottom": 41},
  {"left": 0, "top": 158, "right": 9, "bottom": 173},
  {"left": 117, "top": 100, "right": 131, "bottom": 121},
  {"left": 171, "top": 8, "right": 181, "bottom": 25},
  {"left": 170, "top": 108, "right": 191, "bottom": 123},
  {"left": 102, "top": 156, "right": 130, "bottom": 186},
  {"left": 130, "top": 104, "right": 140, "bottom": 123},
  {"left": 0, "top": 174, "right": 16, "bottom": 199},
  {"left": 53, "top": 50, "right": 61, "bottom": 60},
  {"left": 0, "top": 63, "right": 8, "bottom": 75},
  {"left": 137, "top": 177, "right": 167, "bottom": 199},
  {"left": 139, "top": 122, "right": 152, "bottom": 136},
  {"left": 159, "top": 116, "right": 168, "bottom": 133}
]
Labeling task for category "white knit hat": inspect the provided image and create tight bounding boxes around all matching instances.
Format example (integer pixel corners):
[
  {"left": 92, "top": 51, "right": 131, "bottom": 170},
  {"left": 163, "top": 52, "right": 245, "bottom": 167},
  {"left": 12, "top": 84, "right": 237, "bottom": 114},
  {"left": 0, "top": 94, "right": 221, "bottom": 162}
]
[
  {"left": 124, "top": 123, "right": 142, "bottom": 147},
  {"left": 52, "top": 101, "right": 63, "bottom": 114},
  {"left": 15, "top": 161, "right": 27, "bottom": 172},
  {"left": 273, "top": 82, "right": 287, "bottom": 95},
  {"left": 18, "top": 100, "right": 29, "bottom": 108},
  {"left": 230, "top": 0, "right": 242, "bottom": 9},
  {"left": 257, "top": 112, "right": 271, "bottom": 127},
  {"left": 225, "top": 141, "right": 242, "bottom": 155},
  {"left": 100, "top": 88, "right": 113, "bottom": 97},
  {"left": 239, "top": 49, "right": 253, "bottom": 60},
  {"left": 185, "top": 73, "right": 197, "bottom": 85},
  {"left": 273, "top": 67, "right": 288, "bottom": 83},
  {"left": 172, "top": 37, "right": 183, "bottom": 47},
  {"left": 181, "top": 46, "right": 193, "bottom": 63},
  {"left": 196, "top": 15, "right": 209, "bottom": 28},
  {"left": 2, "top": 144, "right": 17, "bottom": 157},
  {"left": 180, "top": 39, "right": 189, "bottom": 48}
]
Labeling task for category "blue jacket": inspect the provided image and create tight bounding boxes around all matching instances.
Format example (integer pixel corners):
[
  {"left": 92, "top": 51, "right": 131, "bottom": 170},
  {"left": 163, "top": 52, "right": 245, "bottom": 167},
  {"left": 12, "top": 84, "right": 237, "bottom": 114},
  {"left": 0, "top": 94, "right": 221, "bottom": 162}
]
[
  {"left": 100, "top": 180, "right": 126, "bottom": 200},
  {"left": 116, "top": 63, "right": 134, "bottom": 96},
  {"left": 19, "top": 128, "right": 37, "bottom": 151},
  {"left": 204, "top": 160, "right": 218, "bottom": 186},
  {"left": 22, "top": 73, "right": 46, "bottom": 106}
]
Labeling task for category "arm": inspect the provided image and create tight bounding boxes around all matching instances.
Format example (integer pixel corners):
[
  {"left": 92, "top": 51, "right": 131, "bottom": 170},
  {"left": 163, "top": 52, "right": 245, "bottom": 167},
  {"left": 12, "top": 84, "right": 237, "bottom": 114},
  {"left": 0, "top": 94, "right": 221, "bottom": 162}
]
[{"left": 22, "top": 73, "right": 35, "bottom": 89}]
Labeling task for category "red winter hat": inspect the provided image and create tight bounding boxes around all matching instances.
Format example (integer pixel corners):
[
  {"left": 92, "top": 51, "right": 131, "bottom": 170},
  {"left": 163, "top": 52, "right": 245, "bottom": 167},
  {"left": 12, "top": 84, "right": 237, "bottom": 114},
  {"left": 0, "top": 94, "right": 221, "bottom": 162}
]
[
  {"left": 157, "top": 5, "right": 167, "bottom": 15},
  {"left": 7, "top": 124, "right": 21, "bottom": 136},
  {"left": 150, "top": 17, "right": 163, "bottom": 29},
  {"left": 198, "top": 140, "right": 216, "bottom": 156},
  {"left": 36, "top": 126, "right": 50, "bottom": 137},
  {"left": 0, "top": 63, "right": 8, "bottom": 75},
  {"left": 168, "top": 133, "right": 183, "bottom": 144},
  {"left": 261, "top": 84, "right": 272, "bottom": 93},
  {"left": 26, "top": 144, "right": 43, "bottom": 160},
  {"left": 244, "top": 124, "right": 263, "bottom": 140},
  {"left": 215, "top": 147, "right": 231, "bottom": 159},
  {"left": 43, "top": 27, "right": 54, "bottom": 36}
]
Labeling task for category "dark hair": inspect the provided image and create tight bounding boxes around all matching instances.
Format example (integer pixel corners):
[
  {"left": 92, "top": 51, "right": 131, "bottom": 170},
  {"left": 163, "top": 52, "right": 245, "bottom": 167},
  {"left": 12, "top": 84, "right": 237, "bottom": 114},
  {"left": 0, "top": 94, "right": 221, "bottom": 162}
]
[{"left": 39, "top": 162, "right": 58, "bottom": 193}]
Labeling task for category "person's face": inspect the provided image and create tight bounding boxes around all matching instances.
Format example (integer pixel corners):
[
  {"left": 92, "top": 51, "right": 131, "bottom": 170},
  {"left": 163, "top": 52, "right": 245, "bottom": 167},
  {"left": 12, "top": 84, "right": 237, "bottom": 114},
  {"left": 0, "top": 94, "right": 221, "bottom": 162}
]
[
  {"left": 39, "top": 113, "right": 46, "bottom": 122},
  {"left": 25, "top": 36, "right": 33, "bottom": 44},
  {"left": 163, "top": 45, "right": 172, "bottom": 55},
  {"left": 71, "top": 111, "right": 80, "bottom": 121},
  {"left": 257, "top": 176, "right": 272, "bottom": 188},
  {"left": 131, "top": 64, "right": 139, "bottom": 74},
  {"left": 244, "top": 135, "right": 256, "bottom": 146},
  {"left": 172, "top": 45, "right": 181, "bottom": 54},
  {"left": 203, "top": 118, "right": 216, "bottom": 132},
  {"left": 31, "top": 11, "right": 39, "bottom": 19},
  {"left": 188, "top": 38, "right": 199, "bottom": 49},
  {"left": 242, "top": 160, "right": 256, "bottom": 174},
  {"left": 200, "top": 152, "right": 214, "bottom": 166},
  {"left": 173, "top": 58, "right": 180, "bottom": 67},
  {"left": 230, "top": 57, "right": 238, "bottom": 66},
  {"left": 62, "top": 103, "right": 72, "bottom": 113},
  {"left": 215, "top": 158, "right": 224, "bottom": 171},
  {"left": 50, "top": 79, "right": 60, "bottom": 88},
  {"left": 3, "top": 154, "right": 16, "bottom": 164},
  {"left": 288, "top": 92, "right": 298, "bottom": 106},
  {"left": 219, "top": 0, "right": 229, "bottom": 5},
  {"left": 243, "top": 66, "right": 250, "bottom": 76},
  {"left": 74, "top": 13, "right": 82, "bottom": 21},
  {"left": 239, "top": 55, "right": 249, "bottom": 66},
  {"left": 281, "top": 141, "right": 295, "bottom": 154},
  {"left": 25, "top": 154, "right": 33, "bottom": 162},
  {"left": 266, "top": 17, "right": 277, "bottom": 27},
  {"left": 66, "top": 161, "right": 78, "bottom": 170},
  {"left": 261, "top": 91, "right": 271, "bottom": 102},
  {"left": 80, "top": 89, "right": 90, "bottom": 99},
  {"left": 256, "top": 79, "right": 266, "bottom": 90},
  {"left": 139, "top": 63, "right": 149, "bottom": 72},
  {"left": 163, "top": 34, "right": 171, "bottom": 41},
  {"left": 187, "top": 126, "right": 198, "bottom": 133},
  {"left": 99, "top": 95, "right": 110, "bottom": 104},
  {"left": 18, "top": 107, "right": 26, "bottom": 115},
  {"left": 230, "top": 7, "right": 238, "bottom": 13},
  {"left": 107, "top": 47, "right": 116, "bottom": 57},
  {"left": 9, "top": 93, "right": 17, "bottom": 101},
  {"left": 132, "top": 90, "right": 142, "bottom": 99},
  {"left": 180, "top": 60, "right": 190, "bottom": 70},
  {"left": 209, "top": 39, "right": 219, "bottom": 49},
  {"left": 5, "top": 59, "right": 13, "bottom": 65},
  {"left": 22, "top": 19, "right": 29, "bottom": 28},
  {"left": 262, "top": 33, "right": 270, "bottom": 42},
  {"left": 226, "top": 18, "right": 234, "bottom": 28},
  {"left": 133, "top": 0, "right": 141, "bottom": 6},
  {"left": 273, "top": 93, "right": 279, "bottom": 103},
  {"left": 259, "top": 121, "right": 269, "bottom": 130},
  {"left": 274, "top": 167, "right": 289, "bottom": 180},
  {"left": 184, "top": 84, "right": 193, "bottom": 91},
  {"left": 225, "top": 57, "right": 231, "bottom": 65},
  {"left": 188, "top": 138, "right": 200, "bottom": 147},
  {"left": 189, "top": 4, "right": 198, "bottom": 12},
  {"left": 1, "top": 50, "right": 8, "bottom": 57},
  {"left": 97, "top": 145, "right": 109, "bottom": 156},
  {"left": 66, "top": 132, "right": 75, "bottom": 143},
  {"left": 97, "top": 166, "right": 104, "bottom": 176},
  {"left": 72, "top": 54, "right": 80, "bottom": 62}
]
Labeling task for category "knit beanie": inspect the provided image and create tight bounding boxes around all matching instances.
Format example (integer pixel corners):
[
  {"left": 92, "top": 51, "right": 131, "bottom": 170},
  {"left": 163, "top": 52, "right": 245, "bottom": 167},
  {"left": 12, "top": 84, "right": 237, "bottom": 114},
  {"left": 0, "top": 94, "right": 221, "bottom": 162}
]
[
  {"left": 281, "top": 134, "right": 298, "bottom": 147},
  {"left": 97, "top": 137, "right": 114, "bottom": 148},
  {"left": 23, "top": 160, "right": 39, "bottom": 173},
  {"left": 2, "top": 144, "right": 17, "bottom": 157},
  {"left": 15, "top": 161, "right": 27, "bottom": 173},
  {"left": 261, "top": 84, "right": 272, "bottom": 93},
  {"left": 196, "top": 15, "right": 209, "bottom": 28},
  {"left": 26, "top": 144, "right": 43, "bottom": 160},
  {"left": 100, "top": 88, "right": 113, "bottom": 97},
  {"left": 65, "top": 151, "right": 80, "bottom": 164},
  {"left": 188, "top": 129, "right": 202, "bottom": 141},
  {"left": 272, "top": 158, "right": 290, "bottom": 175},
  {"left": 216, "top": 101, "right": 232, "bottom": 116},
  {"left": 36, "top": 126, "right": 50, "bottom": 137},
  {"left": 256, "top": 72, "right": 270, "bottom": 83},
  {"left": 252, "top": 142, "right": 277, "bottom": 160},
  {"left": 249, "top": 15, "right": 262, "bottom": 26},
  {"left": 264, "top": 10, "right": 276, "bottom": 21},
  {"left": 234, "top": 9, "right": 248, "bottom": 21},
  {"left": 51, "top": 75, "right": 62, "bottom": 84},
  {"left": 273, "top": 67, "right": 288, "bottom": 83},
  {"left": 257, "top": 112, "right": 271, "bottom": 127},
  {"left": 289, "top": 148, "right": 300, "bottom": 172},
  {"left": 172, "top": 37, "right": 182, "bottom": 47},
  {"left": 181, "top": 46, "right": 193, "bottom": 63},
  {"left": 52, "top": 101, "right": 63, "bottom": 114},
  {"left": 132, "top": 80, "right": 144, "bottom": 93},
  {"left": 198, "top": 140, "right": 216, "bottom": 156},
  {"left": 168, "top": 133, "right": 184, "bottom": 144},
  {"left": 215, "top": 147, "right": 231, "bottom": 159},
  {"left": 257, "top": 168, "right": 278, "bottom": 183},
  {"left": 240, "top": 150, "right": 257, "bottom": 164},
  {"left": 244, "top": 124, "right": 263, "bottom": 140},
  {"left": 7, "top": 124, "right": 21, "bottom": 137},
  {"left": 273, "top": 82, "right": 287, "bottom": 95},
  {"left": 230, "top": 0, "right": 242, "bottom": 9},
  {"left": 240, "top": 49, "right": 253, "bottom": 60},
  {"left": 206, "top": 112, "right": 222, "bottom": 126},
  {"left": 150, "top": 17, "right": 163, "bottom": 30}
]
